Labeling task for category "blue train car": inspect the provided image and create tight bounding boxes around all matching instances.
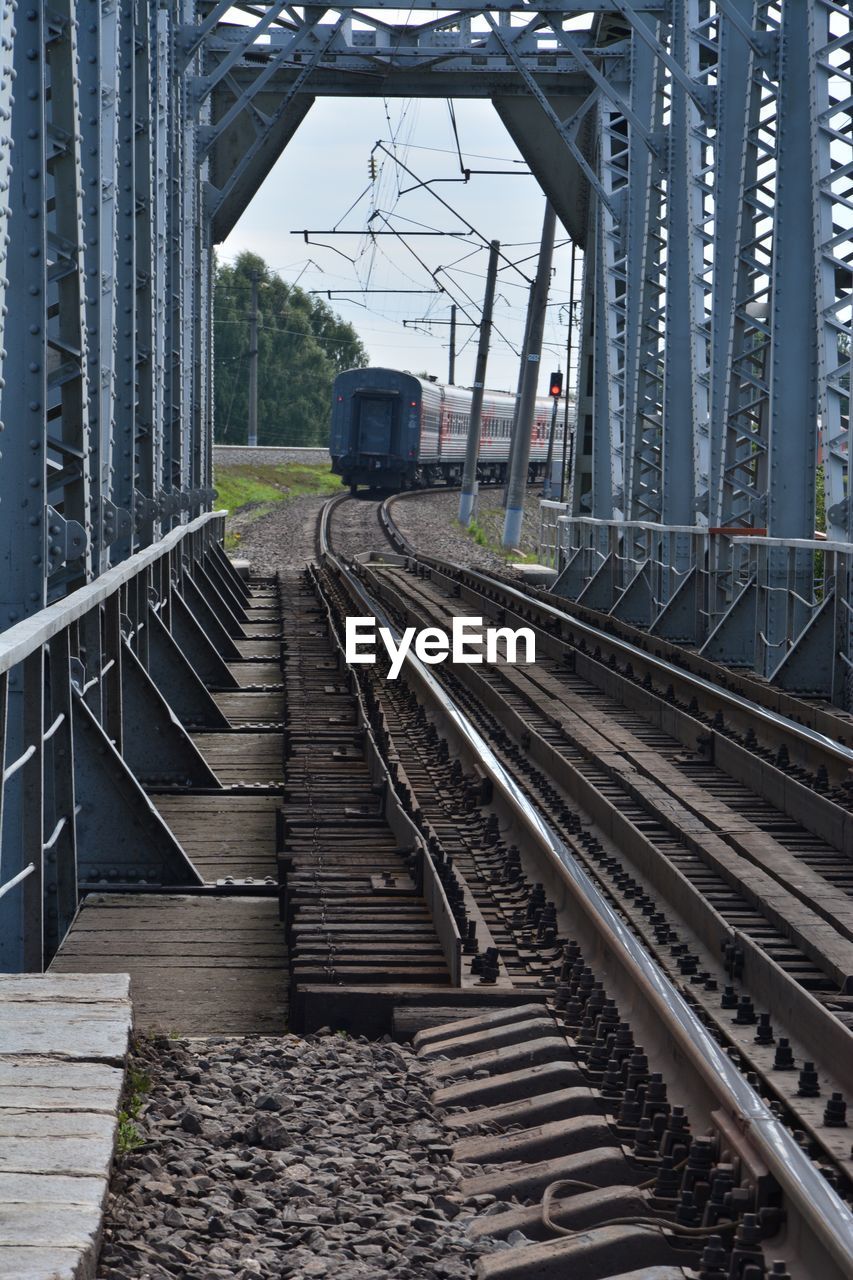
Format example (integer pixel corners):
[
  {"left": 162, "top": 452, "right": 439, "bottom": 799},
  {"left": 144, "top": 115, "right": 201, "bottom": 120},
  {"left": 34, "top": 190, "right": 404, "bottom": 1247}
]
[{"left": 330, "top": 367, "right": 558, "bottom": 493}]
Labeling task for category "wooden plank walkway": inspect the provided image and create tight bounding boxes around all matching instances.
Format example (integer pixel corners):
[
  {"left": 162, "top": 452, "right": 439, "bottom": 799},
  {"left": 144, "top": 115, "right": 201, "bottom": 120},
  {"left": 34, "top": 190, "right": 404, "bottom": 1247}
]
[
  {"left": 152, "top": 794, "right": 279, "bottom": 880},
  {"left": 2, "top": 575, "right": 288, "bottom": 1276},
  {"left": 0, "top": 974, "right": 131, "bottom": 1280},
  {"left": 190, "top": 731, "right": 284, "bottom": 785},
  {"left": 51, "top": 896, "right": 287, "bottom": 1035},
  {"left": 212, "top": 691, "right": 283, "bottom": 725},
  {"left": 48, "top": 574, "right": 289, "bottom": 1039}
]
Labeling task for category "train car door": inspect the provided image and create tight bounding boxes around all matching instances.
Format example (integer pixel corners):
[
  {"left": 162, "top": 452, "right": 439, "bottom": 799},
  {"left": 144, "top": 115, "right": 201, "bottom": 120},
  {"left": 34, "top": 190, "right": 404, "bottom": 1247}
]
[{"left": 356, "top": 394, "right": 396, "bottom": 454}]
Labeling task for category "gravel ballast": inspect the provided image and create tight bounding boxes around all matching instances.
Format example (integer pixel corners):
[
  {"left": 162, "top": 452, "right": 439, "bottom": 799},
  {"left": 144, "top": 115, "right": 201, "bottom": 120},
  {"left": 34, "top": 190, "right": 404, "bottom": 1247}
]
[
  {"left": 390, "top": 487, "right": 547, "bottom": 573},
  {"left": 230, "top": 494, "right": 326, "bottom": 576},
  {"left": 230, "top": 485, "right": 550, "bottom": 579},
  {"left": 99, "top": 1034, "right": 506, "bottom": 1280}
]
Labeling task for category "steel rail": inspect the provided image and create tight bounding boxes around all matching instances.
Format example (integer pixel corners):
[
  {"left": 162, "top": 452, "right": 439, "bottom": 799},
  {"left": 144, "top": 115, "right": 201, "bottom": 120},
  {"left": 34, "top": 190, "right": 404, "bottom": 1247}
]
[
  {"left": 458, "top": 563, "right": 853, "bottom": 768},
  {"left": 317, "top": 494, "right": 853, "bottom": 1273},
  {"left": 322, "top": 542, "right": 853, "bottom": 1276}
]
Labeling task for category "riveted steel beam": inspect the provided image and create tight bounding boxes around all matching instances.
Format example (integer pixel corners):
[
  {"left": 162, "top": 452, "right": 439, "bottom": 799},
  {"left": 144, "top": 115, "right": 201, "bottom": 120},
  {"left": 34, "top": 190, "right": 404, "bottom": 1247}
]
[{"left": 80, "top": 1, "right": 127, "bottom": 573}]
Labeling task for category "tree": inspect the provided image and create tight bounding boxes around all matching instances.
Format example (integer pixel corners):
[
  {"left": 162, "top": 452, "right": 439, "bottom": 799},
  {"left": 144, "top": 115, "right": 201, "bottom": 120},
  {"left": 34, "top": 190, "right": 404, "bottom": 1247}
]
[{"left": 213, "top": 251, "right": 368, "bottom": 445}]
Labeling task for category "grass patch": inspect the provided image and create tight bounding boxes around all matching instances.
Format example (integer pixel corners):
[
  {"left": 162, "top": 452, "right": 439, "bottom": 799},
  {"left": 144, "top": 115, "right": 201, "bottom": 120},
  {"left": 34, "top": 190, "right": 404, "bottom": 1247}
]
[
  {"left": 116, "top": 1061, "right": 152, "bottom": 1155},
  {"left": 214, "top": 470, "right": 288, "bottom": 514},
  {"left": 116, "top": 1114, "right": 144, "bottom": 1154},
  {"left": 466, "top": 519, "right": 488, "bottom": 548},
  {"left": 214, "top": 461, "right": 340, "bottom": 512},
  {"left": 465, "top": 506, "right": 540, "bottom": 563},
  {"left": 214, "top": 461, "right": 341, "bottom": 550}
]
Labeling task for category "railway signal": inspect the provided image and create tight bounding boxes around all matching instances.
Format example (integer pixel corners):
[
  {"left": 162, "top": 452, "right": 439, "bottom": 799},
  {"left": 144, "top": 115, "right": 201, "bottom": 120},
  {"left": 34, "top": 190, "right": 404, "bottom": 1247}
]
[{"left": 544, "top": 371, "right": 562, "bottom": 497}]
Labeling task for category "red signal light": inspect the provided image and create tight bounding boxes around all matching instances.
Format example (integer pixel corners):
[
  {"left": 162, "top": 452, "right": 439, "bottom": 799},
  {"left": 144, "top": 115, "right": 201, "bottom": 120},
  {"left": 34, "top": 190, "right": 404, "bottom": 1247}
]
[{"left": 549, "top": 371, "right": 563, "bottom": 398}]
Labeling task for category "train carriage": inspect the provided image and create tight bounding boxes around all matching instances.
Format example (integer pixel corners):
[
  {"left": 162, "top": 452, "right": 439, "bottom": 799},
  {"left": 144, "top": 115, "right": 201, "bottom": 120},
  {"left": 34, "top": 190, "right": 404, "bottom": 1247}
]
[{"left": 330, "top": 367, "right": 560, "bottom": 493}]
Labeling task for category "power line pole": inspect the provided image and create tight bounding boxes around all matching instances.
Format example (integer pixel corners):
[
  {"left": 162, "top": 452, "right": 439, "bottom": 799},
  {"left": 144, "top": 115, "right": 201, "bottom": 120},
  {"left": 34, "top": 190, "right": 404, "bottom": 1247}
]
[
  {"left": 502, "top": 202, "right": 557, "bottom": 549},
  {"left": 459, "top": 240, "right": 500, "bottom": 526},
  {"left": 247, "top": 270, "right": 259, "bottom": 448},
  {"left": 502, "top": 281, "right": 535, "bottom": 508},
  {"left": 448, "top": 304, "right": 457, "bottom": 385}
]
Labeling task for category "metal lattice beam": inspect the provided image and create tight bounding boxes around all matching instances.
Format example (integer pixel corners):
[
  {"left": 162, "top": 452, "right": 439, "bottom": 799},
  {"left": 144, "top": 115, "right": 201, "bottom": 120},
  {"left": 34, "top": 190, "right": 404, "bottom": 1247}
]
[{"left": 0, "top": 0, "right": 845, "bottom": 702}]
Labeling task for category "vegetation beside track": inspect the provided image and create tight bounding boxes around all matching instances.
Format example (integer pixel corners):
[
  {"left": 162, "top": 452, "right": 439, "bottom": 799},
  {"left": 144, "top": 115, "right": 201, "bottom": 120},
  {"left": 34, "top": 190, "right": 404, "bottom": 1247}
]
[
  {"left": 464, "top": 503, "right": 541, "bottom": 563},
  {"left": 214, "top": 461, "right": 341, "bottom": 550}
]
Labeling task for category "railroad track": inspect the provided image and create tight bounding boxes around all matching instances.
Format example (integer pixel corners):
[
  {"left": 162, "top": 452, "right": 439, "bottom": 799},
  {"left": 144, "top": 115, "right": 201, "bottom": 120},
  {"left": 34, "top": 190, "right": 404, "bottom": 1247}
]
[
  {"left": 319, "top": 490, "right": 392, "bottom": 560},
  {"left": 303, "top": 489, "right": 853, "bottom": 1279},
  {"left": 279, "top": 549, "right": 535, "bottom": 1030}
]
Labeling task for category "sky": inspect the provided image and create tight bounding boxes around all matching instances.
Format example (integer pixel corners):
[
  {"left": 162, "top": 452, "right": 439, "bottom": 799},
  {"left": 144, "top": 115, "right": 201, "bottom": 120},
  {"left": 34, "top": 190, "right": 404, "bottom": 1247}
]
[{"left": 219, "top": 94, "right": 580, "bottom": 397}]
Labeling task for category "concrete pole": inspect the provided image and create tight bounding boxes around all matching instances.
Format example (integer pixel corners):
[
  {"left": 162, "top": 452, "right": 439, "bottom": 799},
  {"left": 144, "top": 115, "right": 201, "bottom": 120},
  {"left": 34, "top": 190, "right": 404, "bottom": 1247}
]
[
  {"left": 459, "top": 241, "right": 500, "bottom": 525},
  {"left": 247, "top": 271, "right": 259, "bottom": 447},
  {"left": 502, "top": 281, "right": 535, "bottom": 508},
  {"left": 560, "top": 242, "right": 578, "bottom": 504},
  {"left": 502, "top": 202, "right": 557, "bottom": 548},
  {"left": 448, "top": 304, "right": 457, "bottom": 385}
]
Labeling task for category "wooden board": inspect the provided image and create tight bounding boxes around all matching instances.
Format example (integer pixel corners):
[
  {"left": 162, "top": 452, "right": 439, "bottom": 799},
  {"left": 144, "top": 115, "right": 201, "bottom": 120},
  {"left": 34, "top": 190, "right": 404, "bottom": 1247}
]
[
  {"left": 213, "top": 691, "right": 283, "bottom": 725},
  {"left": 190, "top": 731, "right": 284, "bottom": 783},
  {"left": 153, "top": 794, "right": 279, "bottom": 880},
  {"left": 234, "top": 639, "right": 280, "bottom": 659},
  {"left": 227, "top": 662, "right": 283, "bottom": 690},
  {"left": 50, "top": 895, "right": 287, "bottom": 1035}
]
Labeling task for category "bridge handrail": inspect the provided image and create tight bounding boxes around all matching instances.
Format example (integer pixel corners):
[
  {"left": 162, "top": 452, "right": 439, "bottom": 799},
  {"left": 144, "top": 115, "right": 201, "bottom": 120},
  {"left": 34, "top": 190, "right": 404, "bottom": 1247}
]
[{"left": 0, "top": 511, "right": 226, "bottom": 677}]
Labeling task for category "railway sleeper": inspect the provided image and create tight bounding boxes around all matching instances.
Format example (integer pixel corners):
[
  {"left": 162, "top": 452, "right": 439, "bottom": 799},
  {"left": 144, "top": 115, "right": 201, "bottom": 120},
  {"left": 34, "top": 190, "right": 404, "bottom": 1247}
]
[
  {"left": 281, "top": 566, "right": 517, "bottom": 1028},
  {"left": 313, "top": 542, "right": 851, "bottom": 1274},
  {"left": 377, "top": 563, "right": 853, "bottom": 977},
  {"left": 414, "top": 1005, "right": 794, "bottom": 1280},
  {"left": 353, "top": 563, "right": 853, "bottom": 1166}
]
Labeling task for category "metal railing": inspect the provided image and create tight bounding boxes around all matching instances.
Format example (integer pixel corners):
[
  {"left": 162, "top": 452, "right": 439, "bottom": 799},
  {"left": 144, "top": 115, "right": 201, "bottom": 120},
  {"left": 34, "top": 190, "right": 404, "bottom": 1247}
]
[
  {"left": 538, "top": 500, "right": 569, "bottom": 568},
  {"left": 551, "top": 517, "right": 708, "bottom": 631},
  {"left": 0, "top": 511, "right": 251, "bottom": 971},
  {"left": 546, "top": 514, "right": 853, "bottom": 709}
]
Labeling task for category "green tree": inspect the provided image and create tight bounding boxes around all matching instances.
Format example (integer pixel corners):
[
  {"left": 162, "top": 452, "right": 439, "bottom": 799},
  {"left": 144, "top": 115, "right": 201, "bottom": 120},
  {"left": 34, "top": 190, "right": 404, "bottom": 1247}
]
[{"left": 213, "top": 251, "right": 368, "bottom": 445}]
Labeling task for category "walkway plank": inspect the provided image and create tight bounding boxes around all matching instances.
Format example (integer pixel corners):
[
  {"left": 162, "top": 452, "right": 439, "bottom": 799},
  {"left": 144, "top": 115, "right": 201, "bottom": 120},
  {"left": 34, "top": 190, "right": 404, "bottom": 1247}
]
[
  {"left": 50, "top": 896, "right": 287, "bottom": 1035},
  {"left": 152, "top": 794, "right": 279, "bottom": 880},
  {"left": 191, "top": 731, "right": 284, "bottom": 783}
]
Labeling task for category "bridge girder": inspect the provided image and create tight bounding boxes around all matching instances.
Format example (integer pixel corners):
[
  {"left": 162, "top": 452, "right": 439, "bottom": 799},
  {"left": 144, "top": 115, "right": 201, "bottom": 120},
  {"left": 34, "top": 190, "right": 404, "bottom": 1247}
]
[
  {"left": 0, "top": 0, "right": 845, "bottom": 668},
  {"left": 200, "top": 11, "right": 620, "bottom": 244},
  {"left": 207, "top": 67, "right": 598, "bottom": 244}
]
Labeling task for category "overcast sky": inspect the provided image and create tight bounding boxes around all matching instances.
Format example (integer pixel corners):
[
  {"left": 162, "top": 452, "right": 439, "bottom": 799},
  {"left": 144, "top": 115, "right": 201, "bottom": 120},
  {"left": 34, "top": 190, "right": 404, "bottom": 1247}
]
[{"left": 220, "top": 94, "right": 579, "bottom": 396}]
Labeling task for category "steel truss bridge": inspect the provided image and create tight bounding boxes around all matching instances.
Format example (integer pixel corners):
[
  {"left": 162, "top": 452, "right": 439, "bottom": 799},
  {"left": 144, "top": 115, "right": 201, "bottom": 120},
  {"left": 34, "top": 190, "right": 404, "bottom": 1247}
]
[{"left": 0, "top": 0, "right": 850, "bottom": 970}]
